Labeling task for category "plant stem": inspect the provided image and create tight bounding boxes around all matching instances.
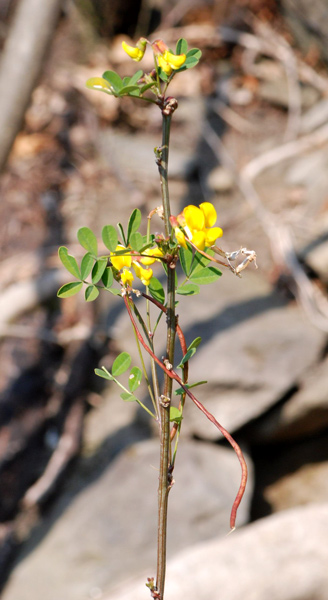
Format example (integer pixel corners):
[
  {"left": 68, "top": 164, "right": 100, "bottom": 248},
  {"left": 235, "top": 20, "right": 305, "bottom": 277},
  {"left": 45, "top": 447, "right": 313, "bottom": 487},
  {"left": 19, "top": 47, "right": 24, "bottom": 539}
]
[{"left": 156, "top": 112, "right": 176, "bottom": 600}]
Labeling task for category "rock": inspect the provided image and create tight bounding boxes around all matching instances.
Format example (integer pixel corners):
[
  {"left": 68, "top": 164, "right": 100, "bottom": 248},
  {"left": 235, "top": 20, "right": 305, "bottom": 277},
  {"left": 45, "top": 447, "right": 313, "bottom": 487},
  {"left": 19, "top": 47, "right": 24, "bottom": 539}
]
[
  {"left": 247, "top": 355, "right": 328, "bottom": 441},
  {"left": 2, "top": 439, "right": 253, "bottom": 600},
  {"left": 106, "top": 503, "right": 328, "bottom": 600},
  {"left": 176, "top": 271, "right": 325, "bottom": 439}
]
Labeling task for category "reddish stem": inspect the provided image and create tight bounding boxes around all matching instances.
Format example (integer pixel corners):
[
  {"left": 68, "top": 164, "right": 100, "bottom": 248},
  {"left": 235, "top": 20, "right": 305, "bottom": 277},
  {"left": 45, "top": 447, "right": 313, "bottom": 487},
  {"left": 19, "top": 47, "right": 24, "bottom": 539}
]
[{"left": 123, "top": 292, "right": 247, "bottom": 529}]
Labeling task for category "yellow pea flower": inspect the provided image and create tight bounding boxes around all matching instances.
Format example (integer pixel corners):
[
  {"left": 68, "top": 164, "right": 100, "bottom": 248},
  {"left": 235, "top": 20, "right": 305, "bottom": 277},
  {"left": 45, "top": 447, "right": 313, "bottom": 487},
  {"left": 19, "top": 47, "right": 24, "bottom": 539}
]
[
  {"left": 121, "top": 268, "right": 134, "bottom": 286},
  {"left": 122, "top": 38, "right": 147, "bottom": 62},
  {"left": 158, "top": 55, "right": 172, "bottom": 75},
  {"left": 132, "top": 261, "right": 153, "bottom": 286},
  {"left": 175, "top": 202, "right": 223, "bottom": 251},
  {"left": 111, "top": 245, "right": 132, "bottom": 270},
  {"left": 140, "top": 247, "right": 164, "bottom": 266},
  {"left": 163, "top": 51, "right": 186, "bottom": 70}
]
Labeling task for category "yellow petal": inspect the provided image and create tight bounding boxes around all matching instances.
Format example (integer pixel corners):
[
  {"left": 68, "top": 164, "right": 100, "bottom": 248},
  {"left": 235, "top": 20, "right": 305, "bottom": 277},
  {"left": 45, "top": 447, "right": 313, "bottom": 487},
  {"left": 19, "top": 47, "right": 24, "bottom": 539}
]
[
  {"left": 184, "top": 205, "right": 205, "bottom": 232},
  {"left": 205, "top": 227, "right": 223, "bottom": 246},
  {"left": 132, "top": 261, "right": 153, "bottom": 284},
  {"left": 85, "top": 77, "right": 112, "bottom": 93},
  {"left": 122, "top": 41, "right": 144, "bottom": 61},
  {"left": 200, "top": 202, "right": 217, "bottom": 228},
  {"left": 121, "top": 269, "right": 134, "bottom": 286},
  {"left": 158, "top": 56, "right": 172, "bottom": 75},
  {"left": 191, "top": 231, "right": 206, "bottom": 251},
  {"left": 163, "top": 51, "right": 186, "bottom": 70},
  {"left": 111, "top": 245, "right": 132, "bottom": 270},
  {"left": 140, "top": 247, "right": 163, "bottom": 265},
  {"left": 175, "top": 227, "right": 188, "bottom": 248}
]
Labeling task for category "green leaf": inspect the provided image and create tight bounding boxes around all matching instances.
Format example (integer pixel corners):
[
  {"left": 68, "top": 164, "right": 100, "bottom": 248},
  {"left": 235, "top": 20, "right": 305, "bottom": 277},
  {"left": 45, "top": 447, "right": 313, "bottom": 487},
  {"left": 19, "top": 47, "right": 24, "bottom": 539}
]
[
  {"left": 183, "top": 56, "right": 199, "bottom": 69},
  {"left": 129, "top": 69, "right": 143, "bottom": 85},
  {"left": 119, "top": 85, "right": 140, "bottom": 96},
  {"left": 117, "top": 223, "right": 127, "bottom": 246},
  {"left": 187, "top": 48, "right": 202, "bottom": 60},
  {"left": 175, "top": 381, "right": 207, "bottom": 395},
  {"left": 77, "top": 227, "right": 98, "bottom": 256},
  {"left": 139, "top": 82, "right": 156, "bottom": 94},
  {"left": 102, "top": 70, "right": 123, "bottom": 91},
  {"left": 102, "top": 267, "right": 114, "bottom": 289},
  {"left": 120, "top": 391, "right": 138, "bottom": 402},
  {"left": 112, "top": 352, "right": 131, "bottom": 376},
  {"left": 176, "top": 283, "right": 200, "bottom": 296},
  {"left": 85, "top": 284, "right": 99, "bottom": 302},
  {"left": 102, "top": 225, "right": 118, "bottom": 252},
  {"left": 158, "top": 67, "right": 169, "bottom": 82},
  {"left": 80, "top": 252, "right": 94, "bottom": 280},
  {"left": 148, "top": 277, "right": 165, "bottom": 304},
  {"left": 58, "top": 247, "right": 81, "bottom": 279},
  {"left": 179, "top": 245, "right": 193, "bottom": 277},
  {"left": 95, "top": 367, "right": 114, "bottom": 380},
  {"left": 170, "top": 406, "right": 183, "bottom": 423},
  {"left": 86, "top": 77, "right": 113, "bottom": 95},
  {"left": 122, "top": 76, "right": 130, "bottom": 86},
  {"left": 188, "top": 337, "right": 202, "bottom": 351},
  {"left": 189, "top": 266, "right": 222, "bottom": 285},
  {"left": 107, "top": 287, "right": 121, "bottom": 296},
  {"left": 176, "top": 38, "right": 188, "bottom": 55},
  {"left": 191, "top": 250, "right": 213, "bottom": 274},
  {"left": 128, "top": 366, "right": 142, "bottom": 392},
  {"left": 92, "top": 258, "right": 108, "bottom": 283},
  {"left": 177, "top": 348, "right": 197, "bottom": 368},
  {"left": 127, "top": 208, "right": 142, "bottom": 243},
  {"left": 57, "top": 281, "right": 83, "bottom": 298},
  {"left": 129, "top": 231, "right": 144, "bottom": 251}
]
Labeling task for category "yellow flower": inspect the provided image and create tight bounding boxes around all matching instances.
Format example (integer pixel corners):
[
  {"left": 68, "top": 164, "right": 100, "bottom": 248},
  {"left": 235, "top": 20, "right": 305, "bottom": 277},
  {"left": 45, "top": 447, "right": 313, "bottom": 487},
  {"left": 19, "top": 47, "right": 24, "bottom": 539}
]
[
  {"left": 122, "top": 39, "right": 146, "bottom": 62},
  {"left": 132, "top": 261, "right": 153, "bottom": 286},
  {"left": 163, "top": 51, "right": 186, "bottom": 70},
  {"left": 157, "top": 50, "right": 186, "bottom": 75},
  {"left": 121, "top": 268, "right": 134, "bottom": 287},
  {"left": 140, "top": 247, "right": 164, "bottom": 266},
  {"left": 111, "top": 245, "right": 132, "bottom": 270},
  {"left": 175, "top": 202, "right": 223, "bottom": 251}
]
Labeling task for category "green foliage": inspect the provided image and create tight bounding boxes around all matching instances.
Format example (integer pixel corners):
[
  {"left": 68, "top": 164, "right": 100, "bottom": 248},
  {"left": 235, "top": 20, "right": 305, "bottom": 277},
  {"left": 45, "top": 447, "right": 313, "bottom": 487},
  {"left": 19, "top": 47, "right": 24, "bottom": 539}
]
[
  {"left": 169, "top": 406, "right": 183, "bottom": 423},
  {"left": 128, "top": 366, "right": 142, "bottom": 392},
  {"left": 112, "top": 352, "right": 132, "bottom": 376},
  {"left": 102, "top": 225, "right": 118, "bottom": 252},
  {"left": 57, "top": 281, "right": 83, "bottom": 298},
  {"left": 127, "top": 208, "right": 142, "bottom": 244},
  {"left": 176, "top": 283, "right": 199, "bottom": 296},
  {"left": 148, "top": 277, "right": 165, "bottom": 304},
  {"left": 85, "top": 284, "right": 99, "bottom": 302},
  {"left": 77, "top": 227, "right": 98, "bottom": 256},
  {"left": 129, "top": 231, "right": 144, "bottom": 251},
  {"left": 177, "top": 339, "right": 201, "bottom": 368},
  {"left": 174, "top": 380, "right": 207, "bottom": 395},
  {"left": 174, "top": 38, "right": 202, "bottom": 72},
  {"left": 92, "top": 258, "right": 108, "bottom": 283},
  {"left": 102, "top": 267, "right": 114, "bottom": 289},
  {"left": 189, "top": 266, "right": 222, "bottom": 285},
  {"left": 80, "top": 252, "right": 94, "bottom": 279},
  {"left": 58, "top": 247, "right": 81, "bottom": 279}
]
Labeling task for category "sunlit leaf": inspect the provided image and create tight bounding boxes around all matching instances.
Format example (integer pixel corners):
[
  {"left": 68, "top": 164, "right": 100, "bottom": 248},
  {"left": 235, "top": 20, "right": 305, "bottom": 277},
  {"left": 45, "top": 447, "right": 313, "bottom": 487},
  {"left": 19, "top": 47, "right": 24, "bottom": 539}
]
[
  {"left": 189, "top": 266, "right": 222, "bottom": 285},
  {"left": 85, "top": 284, "right": 99, "bottom": 302},
  {"left": 102, "top": 70, "right": 123, "bottom": 91},
  {"left": 117, "top": 223, "right": 127, "bottom": 246},
  {"left": 86, "top": 77, "right": 113, "bottom": 95},
  {"left": 127, "top": 208, "right": 142, "bottom": 243},
  {"left": 92, "top": 258, "right": 107, "bottom": 283},
  {"left": 94, "top": 367, "right": 114, "bottom": 380},
  {"left": 129, "top": 69, "right": 143, "bottom": 85},
  {"left": 188, "top": 337, "right": 202, "bottom": 351},
  {"left": 176, "top": 283, "right": 199, "bottom": 296},
  {"left": 179, "top": 245, "right": 193, "bottom": 277},
  {"left": 119, "top": 85, "right": 140, "bottom": 96},
  {"left": 177, "top": 347, "right": 197, "bottom": 368},
  {"left": 170, "top": 406, "right": 183, "bottom": 423},
  {"left": 174, "top": 380, "right": 207, "bottom": 395},
  {"left": 128, "top": 366, "right": 142, "bottom": 392},
  {"left": 102, "top": 225, "right": 118, "bottom": 252},
  {"left": 112, "top": 352, "right": 131, "bottom": 376},
  {"left": 148, "top": 277, "right": 165, "bottom": 304},
  {"left": 58, "top": 247, "right": 81, "bottom": 279},
  {"left": 129, "top": 231, "right": 144, "bottom": 251},
  {"left": 77, "top": 227, "right": 98, "bottom": 256},
  {"left": 80, "top": 252, "right": 94, "bottom": 280},
  {"left": 176, "top": 38, "right": 188, "bottom": 55},
  {"left": 102, "top": 267, "right": 114, "bottom": 289},
  {"left": 57, "top": 281, "right": 83, "bottom": 298}
]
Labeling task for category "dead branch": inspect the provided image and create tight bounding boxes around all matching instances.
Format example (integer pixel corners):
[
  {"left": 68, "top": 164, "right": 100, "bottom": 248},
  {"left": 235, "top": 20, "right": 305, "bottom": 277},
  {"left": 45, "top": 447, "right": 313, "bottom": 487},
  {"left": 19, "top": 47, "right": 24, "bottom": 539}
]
[{"left": 0, "top": 0, "right": 63, "bottom": 172}]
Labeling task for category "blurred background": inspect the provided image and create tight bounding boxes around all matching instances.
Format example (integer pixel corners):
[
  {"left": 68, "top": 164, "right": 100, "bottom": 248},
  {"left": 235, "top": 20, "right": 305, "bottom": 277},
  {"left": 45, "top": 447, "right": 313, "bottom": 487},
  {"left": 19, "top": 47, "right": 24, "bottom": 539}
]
[{"left": 1, "top": 1, "right": 328, "bottom": 599}]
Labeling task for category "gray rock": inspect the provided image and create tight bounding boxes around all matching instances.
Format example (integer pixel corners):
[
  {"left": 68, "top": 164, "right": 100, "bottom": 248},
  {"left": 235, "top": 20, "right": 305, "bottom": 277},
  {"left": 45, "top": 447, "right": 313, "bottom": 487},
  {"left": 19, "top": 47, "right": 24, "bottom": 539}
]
[
  {"left": 248, "top": 355, "right": 328, "bottom": 441},
  {"left": 106, "top": 503, "right": 328, "bottom": 600},
  {"left": 2, "top": 439, "right": 253, "bottom": 600},
  {"left": 177, "top": 272, "right": 325, "bottom": 439}
]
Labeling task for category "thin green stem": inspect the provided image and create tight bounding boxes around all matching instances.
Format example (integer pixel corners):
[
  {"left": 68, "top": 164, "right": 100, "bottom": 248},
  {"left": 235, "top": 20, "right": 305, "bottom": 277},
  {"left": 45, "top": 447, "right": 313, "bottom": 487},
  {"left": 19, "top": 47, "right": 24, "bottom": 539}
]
[{"left": 159, "top": 114, "right": 172, "bottom": 237}]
